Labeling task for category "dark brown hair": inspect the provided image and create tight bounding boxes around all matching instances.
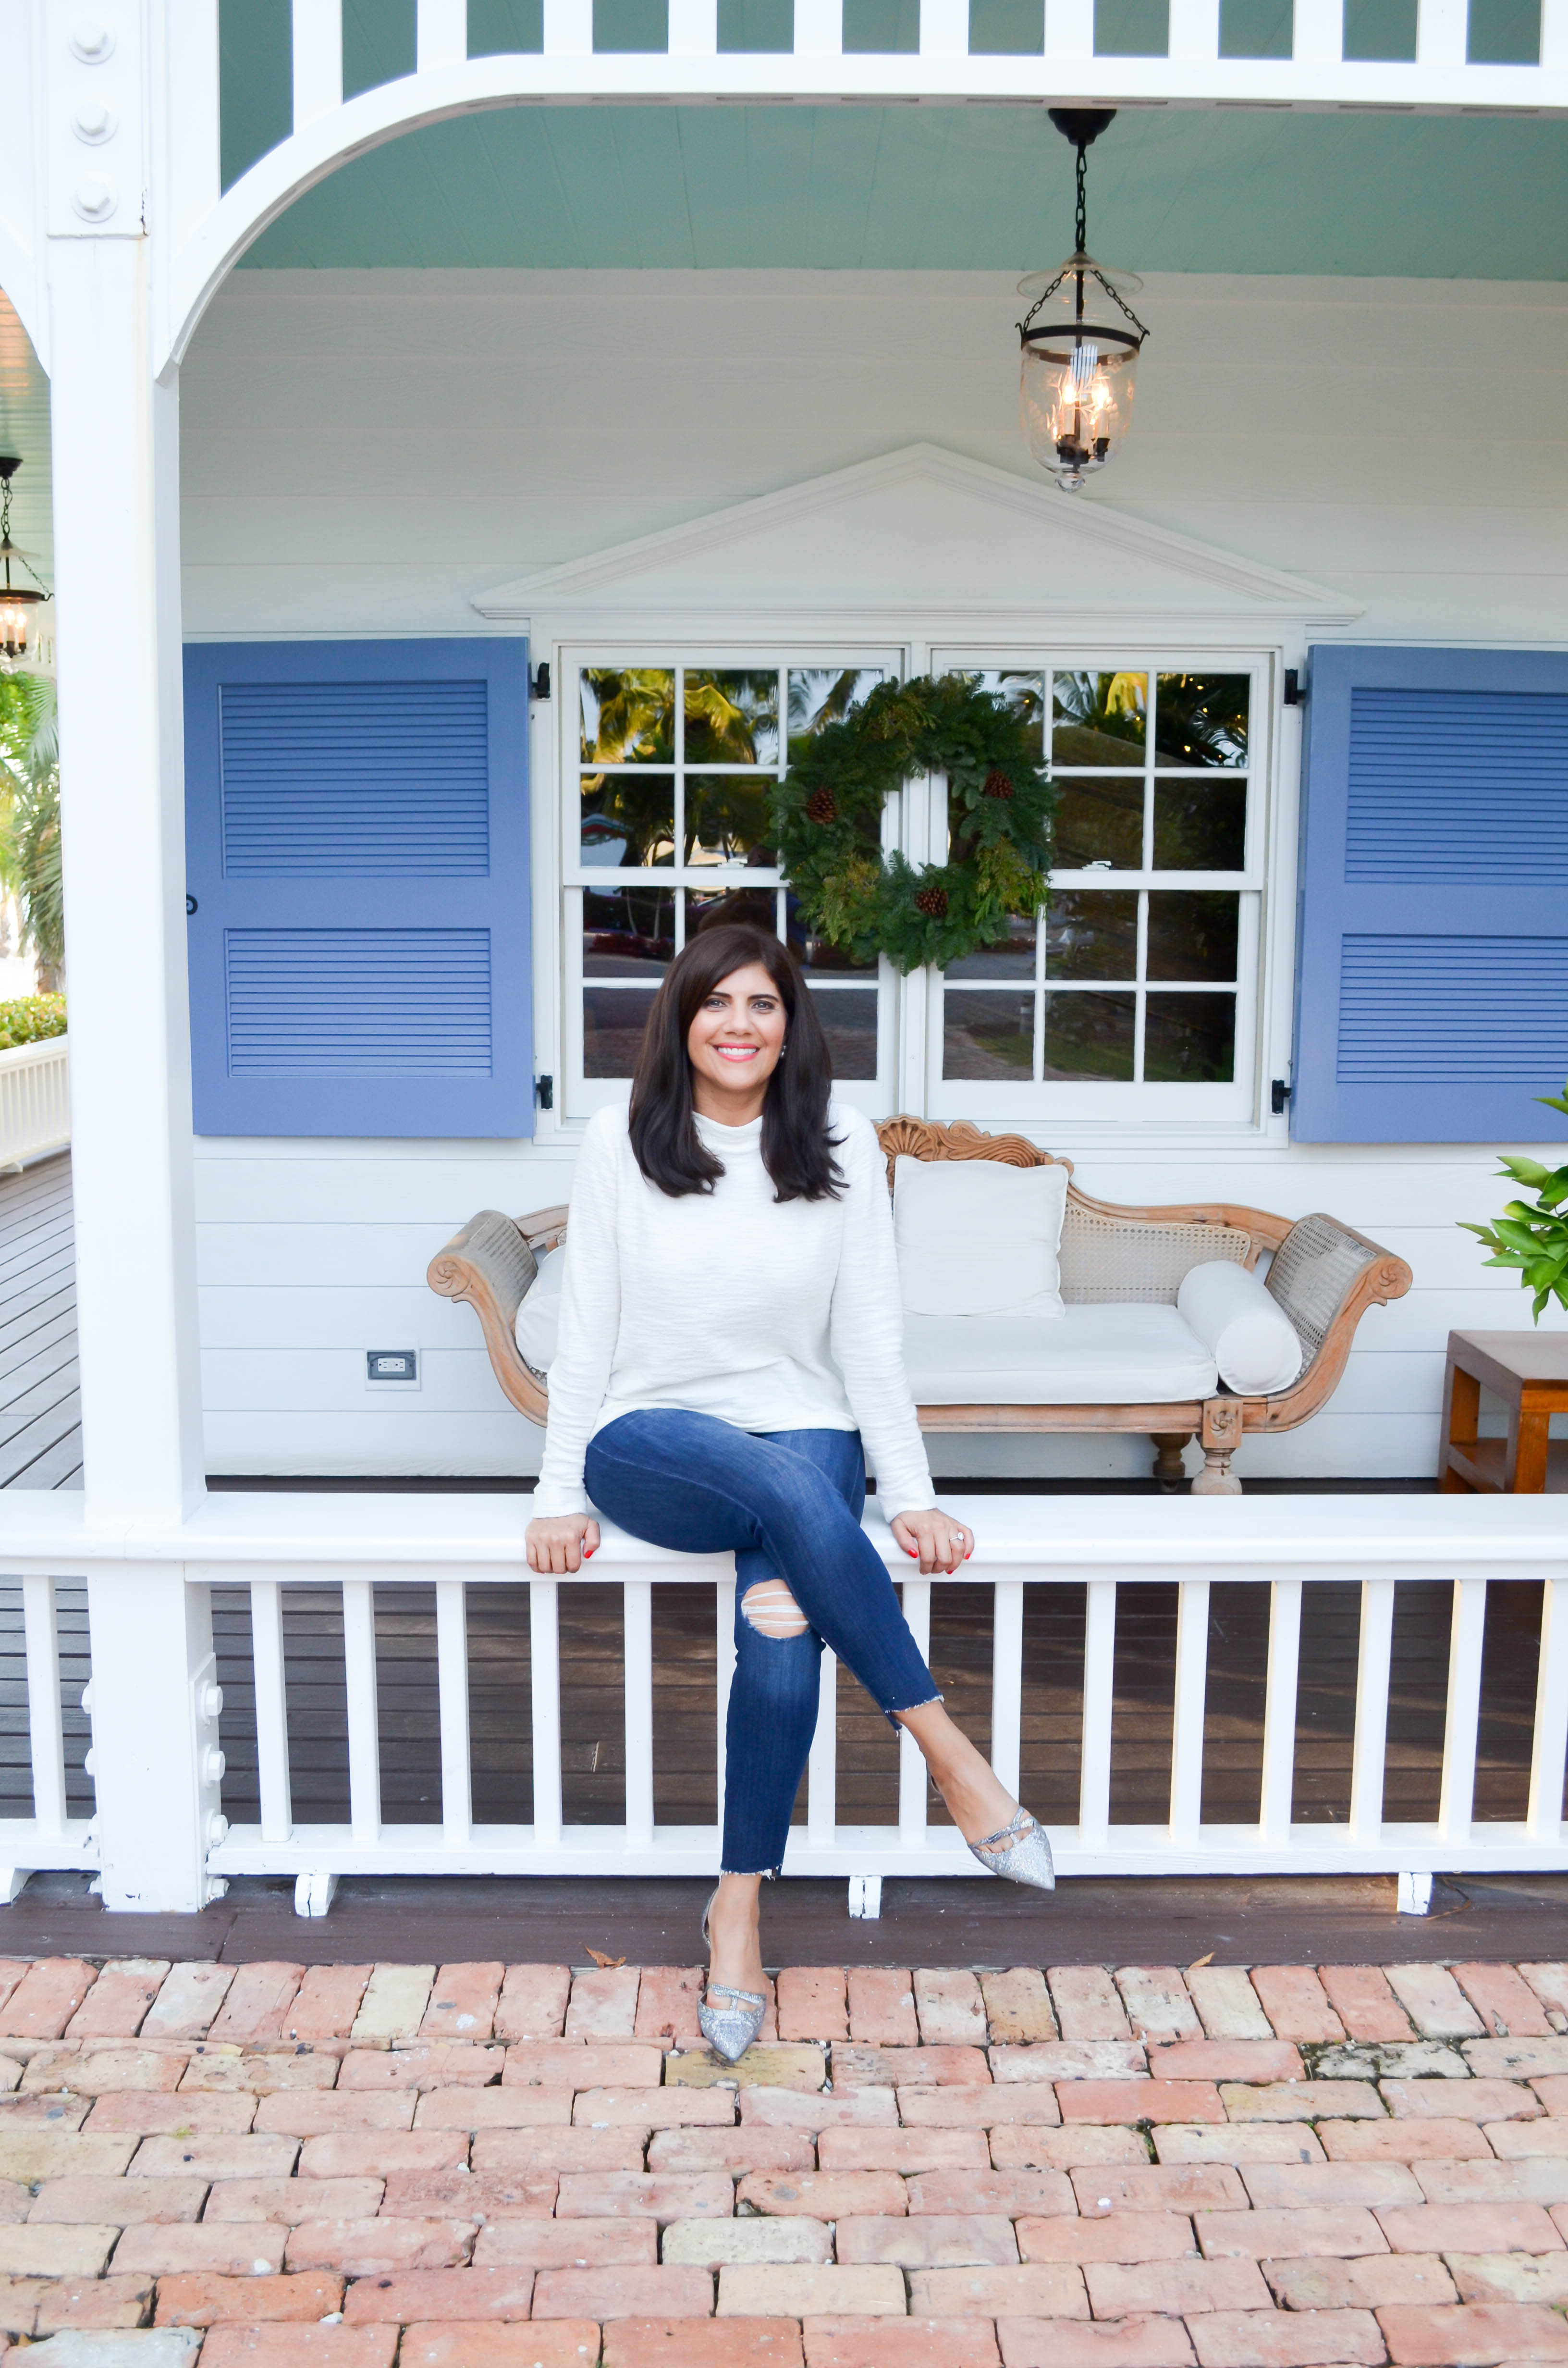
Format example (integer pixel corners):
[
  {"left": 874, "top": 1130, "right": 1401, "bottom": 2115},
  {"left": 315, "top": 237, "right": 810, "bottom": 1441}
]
[{"left": 627, "top": 923, "right": 844, "bottom": 1202}]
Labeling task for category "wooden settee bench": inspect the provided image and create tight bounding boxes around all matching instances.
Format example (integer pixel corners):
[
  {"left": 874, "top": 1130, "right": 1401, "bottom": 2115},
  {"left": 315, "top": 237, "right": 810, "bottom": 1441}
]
[{"left": 428, "top": 1118, "right": 1411, "bottom": 1492}]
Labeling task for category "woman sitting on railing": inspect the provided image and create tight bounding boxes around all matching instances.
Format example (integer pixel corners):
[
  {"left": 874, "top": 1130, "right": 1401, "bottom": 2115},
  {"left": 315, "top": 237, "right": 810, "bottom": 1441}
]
[{"left": 524, "top": 920, "right": 1053, "bottom": 2063}]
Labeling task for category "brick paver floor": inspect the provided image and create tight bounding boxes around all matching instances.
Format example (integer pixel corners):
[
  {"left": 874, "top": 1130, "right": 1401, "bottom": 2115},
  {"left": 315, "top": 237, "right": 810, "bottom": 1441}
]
[{"left": 0, "top": 1953, "right": 1567, "bottom": 2360}]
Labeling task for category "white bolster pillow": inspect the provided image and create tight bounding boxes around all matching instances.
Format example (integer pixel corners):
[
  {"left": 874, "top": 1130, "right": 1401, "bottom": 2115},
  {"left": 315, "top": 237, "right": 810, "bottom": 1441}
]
[
  {"left": 514, "top": 1245, "right": 565, "bottom": 1372},
  {"left": 1176, "top": 1258, "right": 1303, "bottom": 1396}
]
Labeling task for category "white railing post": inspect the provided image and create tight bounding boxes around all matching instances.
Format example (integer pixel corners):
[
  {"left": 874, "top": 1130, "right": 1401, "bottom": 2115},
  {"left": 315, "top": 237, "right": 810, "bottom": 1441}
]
[
  {"left": 417, "top": 0, "right": 470, "bottom": 69},
  {"left": 49, "top": 242, "right": 206, "bottom": 1531},
  {"left": 84, "top": 1566, "right": 223, "bottom": 1911},
  {"left": 250, "top": 1579, "right": 293, "bottom": 1844},
  {"left": 293, "top": 0, "right": 345, "bottom": 124},
  {"left": 808, "top": 1649, "right": 838, "bottom": 1849},
  {"left": 1349, "top": 1575, "right": 1395, "bottom": 1843},
  {"left": 1078, "top": 1578, "right": 1115, "bottom": 1849},
  {"left": 21, "top": 1574, "right": 67, "bottom": 1843},
  {"left": 1260, "top": 1577, "right": 1302, "bottom": 1844},
  {"left": 1169, "top": 1577, "right": 1211, "bottom": 1843},
  {"left": 899, "top": 1577, "right": 931, "bottom": 1846},
  {"left": 990, "top": 1579, "right": 1024, "bottom": 1798},
  {"left": 1439, "top": 1576, "right": 1487, "bottom": 1849},
  {"left": 624, "top": 1578, "right": 655, "bottom": 1851},
  {"left": 342, "top": 1579, "right": 381, "bottom": 1844},
  {"left": 436, "top": 1579, "right": 472, "bottom": 1849},
  {"left": 1529, "top": 1573, "right": 1568, "bottom": 1842},
  {"left": 530, "top": 1578, "right": 564, "bottom": 1845}
]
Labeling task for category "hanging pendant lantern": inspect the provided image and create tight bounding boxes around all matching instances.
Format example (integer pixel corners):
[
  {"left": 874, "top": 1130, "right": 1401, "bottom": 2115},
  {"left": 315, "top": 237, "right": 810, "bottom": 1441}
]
[
  {"left": 0, "top": 458, "right": 53, "bottom": 674},
  {"left": 1017, "top": 110, "right": 1150, "bottom": 493}
]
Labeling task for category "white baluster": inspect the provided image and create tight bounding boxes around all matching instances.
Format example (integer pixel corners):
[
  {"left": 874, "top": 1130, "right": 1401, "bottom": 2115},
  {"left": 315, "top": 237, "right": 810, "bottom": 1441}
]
[
  {"left": 436, "top": 1579, "right": 472, "bottom": 1849},
  {"left": 1349, "top": 1576, "right": 1395, "bottom": 1843},
  {"left": 1292, "top": 0, "right": 1340, "bottom": 59},
  {"left": 530, "top": 1578, "right": 564, "bottom": 1847},
  {"left": 623, "top": 1579, "right": 655, "bottom": 1852},
  {"left": 808, "top": 1649, "right": 838, "bottom": 1849},
  {"left": 920, "top": 0, "right": 971, "bottom": 54},
  {"left": 544, "top": 0, "right": 597, "bottom": 53},
  {"left": 990, "top": 1579, "right": 1024, "bottom": 1799},
  {"left": 899, "top": 1577, "right": 931, "bottom": 1847},
  {"left": 1439, "top": 1576, "right": 1488, "bottom": 1849},
  {"left": 293, "top": 0, "right": 344, "bottom": 123},
  {"left": 1260, "top": 1577, "right": 1302, "bottom": 1846},
  {"left": 342, "top": 1578, "right": 380, "bottom": 1845},
  {"left": 670, "top": 0, "right": 721, "bottom": 49},
  {"left": 1168, "top": 0, "right": 1221, "bottom": 60},
  {"left": 1078, "top": 1579, "right": 1115, "bottom": 1846},
  {"left": 1169, "top": 1578, "right": 1210, "bottom": 1843},
  {"left": 715, "top": 1575, "right": 735, "bottom": 1843},
  {"left": 1046, "top": 0, "right": 1097, "bottom": 60},
  {"left": 417, "top": 0, "right": 470, "bottom": 68},
  {"left": 1529, "top": 1573, "right": 1568, "bottom": 1844},
  {"left": 1544, "top": 0, "right": 1568, "bottom": 64},
  {"left": 795, "top": 0, "right": 846, "bottom": 52},
  {"left": 250, "top": 1579, "right": 293, "bottom": 1844},
  {"left": 1417, "top": 0, "right": 1468, "bottom": 63},
  {"left": 22, "top": 1575, "right": 66, "bottom": 1841}
]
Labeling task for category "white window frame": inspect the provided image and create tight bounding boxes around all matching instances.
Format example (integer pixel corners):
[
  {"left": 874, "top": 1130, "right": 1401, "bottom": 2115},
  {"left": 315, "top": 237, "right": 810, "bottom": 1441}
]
[
  {"left": 558, "top": 644, "right": 905, "bottom": 1123},
  {"left": 925, "top": 643, "right": 1277, "bottom": 1129}
]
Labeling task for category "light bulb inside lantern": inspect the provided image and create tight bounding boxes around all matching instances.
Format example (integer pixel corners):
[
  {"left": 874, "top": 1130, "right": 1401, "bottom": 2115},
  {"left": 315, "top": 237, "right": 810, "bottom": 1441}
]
[{"left": 1020, "top": 330, "right": 1139, "bottom": 492}]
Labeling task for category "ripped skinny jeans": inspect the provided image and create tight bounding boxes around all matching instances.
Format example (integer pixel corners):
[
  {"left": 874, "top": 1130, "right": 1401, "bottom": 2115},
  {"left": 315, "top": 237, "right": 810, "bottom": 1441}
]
[{"left": 583, "top": 1408, "right": 940, "bottom": 1876}]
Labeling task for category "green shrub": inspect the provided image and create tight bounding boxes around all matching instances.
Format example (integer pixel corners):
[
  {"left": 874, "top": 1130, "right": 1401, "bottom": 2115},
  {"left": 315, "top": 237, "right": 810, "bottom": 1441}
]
[
  {"left": 1461, "top": 1080, "right": 1568, "bottom": 1321},
  {"left": 0, "top": 995, "right": 66, "bottom": 1050}
]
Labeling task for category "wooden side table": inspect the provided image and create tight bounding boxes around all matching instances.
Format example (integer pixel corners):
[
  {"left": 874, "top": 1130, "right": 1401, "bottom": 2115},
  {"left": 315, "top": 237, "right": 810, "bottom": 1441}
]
[{"left": 1441, "top": 1329, "right": 1568, "bottom": 1494}]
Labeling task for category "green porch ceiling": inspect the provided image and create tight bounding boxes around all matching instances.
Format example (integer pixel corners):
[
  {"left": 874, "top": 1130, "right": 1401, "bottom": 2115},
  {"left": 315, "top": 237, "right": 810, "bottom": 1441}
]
[{"left": 233, "top": 104, "right": 1568, "bottom": 279}]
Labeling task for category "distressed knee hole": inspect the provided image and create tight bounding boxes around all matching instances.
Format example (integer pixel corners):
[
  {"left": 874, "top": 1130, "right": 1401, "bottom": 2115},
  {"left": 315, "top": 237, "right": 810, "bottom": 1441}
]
[{"left": 741, "top": 1580, "right": 809, "bottom": 1639}]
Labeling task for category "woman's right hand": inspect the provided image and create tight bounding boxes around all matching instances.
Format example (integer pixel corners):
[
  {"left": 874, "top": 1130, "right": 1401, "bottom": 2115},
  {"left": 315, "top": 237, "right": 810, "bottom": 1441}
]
[{"left": 526, "top": 1514, "right": 600, "bottom": 1573}]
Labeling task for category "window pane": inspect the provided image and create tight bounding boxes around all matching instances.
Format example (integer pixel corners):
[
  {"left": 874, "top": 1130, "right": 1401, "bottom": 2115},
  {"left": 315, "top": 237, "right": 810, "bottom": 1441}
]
[
  {"left": 1054, "top": 779, "right": 1145, "bottom": 869},
  {"left": 686, "top": 884, "right": 779, "bottom": 940},
  {"left": 1051, "top": 671, "right": 1148, "bottom": 765},
  {"left": 786, "top": 900, "right": 877, "bottom": 974},
  {"left": 943, "top": 991, "right": 1035, "bottom": 1080},
  {"left": 1042, "top": 990, "right": 1136, "bottom": 1081},
  {"left": 1152, "top": 782, "right": 1248, "bottom": 872},
  {"left": 584, "top": 888, "right": 674, "bottom": 978},
  {"left": 1153, "top": 674, "right": 1250, "bottom": 768},
  {"left": 788, "top": 668, "right": 886, "bottom": 737},
  {"left": 580, "top": 668, "right": 675, "bottom": 764},
  {"left": 684, "top": 670, "right": 779, "bottom": 766},
  {"left": 685, "top": 774, "right": 776, "bottom": 867},
  {"left": 1147, "top": 891, "right": 1240, "bottom": 982},
  {"left": 1145, "top": 994, "right": 1236, "bottom": 1083},
  {"left": 946, "top": 915, "right": 1037, "bottom": 980},
  {"left": 963, "top": 671, "right": 1046, "bottom": 734},
  {"left": 580, "top": 774, "right": 674, "bottom": 868},
  {"left": 1046, "top": 891, "right": 1138, "bottom": 980},
  {"left": 583, "top": 987, "right": 656, "bottom": 1078},
  {"left": 814, "top": 987, "right": 879, "bottom": 1080}
]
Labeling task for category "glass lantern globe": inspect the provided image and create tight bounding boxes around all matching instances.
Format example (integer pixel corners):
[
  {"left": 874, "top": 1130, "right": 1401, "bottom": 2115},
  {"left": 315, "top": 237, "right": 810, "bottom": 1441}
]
[
  {"left": 0, "top": 459, "right": 50, "bottom": 674},
  {"left": 1018, "top": 259, "right": 1146, "bottom": 492}
]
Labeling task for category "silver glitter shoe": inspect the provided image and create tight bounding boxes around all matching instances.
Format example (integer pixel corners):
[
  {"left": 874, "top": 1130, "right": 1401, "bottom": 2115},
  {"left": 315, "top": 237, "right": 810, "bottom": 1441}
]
[
  {"left": 700, "top": 1891, "right": 767, "bottom": 2064},
  {"left": 698, "top": 1981, "right": 768, "bottom": 2064},
  {"left": 968, "top": 1806, "right": 1055, "bottom": 1890}
]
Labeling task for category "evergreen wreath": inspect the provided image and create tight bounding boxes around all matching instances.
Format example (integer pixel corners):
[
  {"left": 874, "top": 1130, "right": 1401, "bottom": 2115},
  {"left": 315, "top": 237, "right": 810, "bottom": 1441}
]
[{"left": 769, "top": 674, "right": 1056, "bottom": 974}]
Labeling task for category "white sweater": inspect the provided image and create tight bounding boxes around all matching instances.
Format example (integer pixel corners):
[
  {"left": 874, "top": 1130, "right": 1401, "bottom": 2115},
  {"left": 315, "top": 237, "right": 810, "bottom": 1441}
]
[{"left": 532, "top": 1099, "right": 935, "bottom": 1521}]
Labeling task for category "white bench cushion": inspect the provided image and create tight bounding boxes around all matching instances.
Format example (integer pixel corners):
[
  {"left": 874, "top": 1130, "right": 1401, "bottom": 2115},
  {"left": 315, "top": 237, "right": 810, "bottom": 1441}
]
[
  {"left": 1177, "top": 1258, "right": 1302, "bottom": 1395},
  {"left": 894, "top": 1155, "right": 1067, "bottom": 1318},
  {"left": 902, "top": 1302, "right": 1219, "bottom": 1405},
  {"left": 515, "top": 1245, "right": 565, "bottom": 1371}
]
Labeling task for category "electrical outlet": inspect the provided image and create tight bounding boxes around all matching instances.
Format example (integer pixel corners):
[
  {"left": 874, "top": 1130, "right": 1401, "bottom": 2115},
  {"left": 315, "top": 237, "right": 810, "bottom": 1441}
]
[{"left": 366, "top": 1348, "right": 420, "bottom": 1390}]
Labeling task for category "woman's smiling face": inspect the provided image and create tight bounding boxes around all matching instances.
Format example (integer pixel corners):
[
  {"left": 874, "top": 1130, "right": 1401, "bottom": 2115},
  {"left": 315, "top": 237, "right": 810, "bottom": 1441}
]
[{"left": 686, "top": 961, "right": 788, "bottom": 1117}]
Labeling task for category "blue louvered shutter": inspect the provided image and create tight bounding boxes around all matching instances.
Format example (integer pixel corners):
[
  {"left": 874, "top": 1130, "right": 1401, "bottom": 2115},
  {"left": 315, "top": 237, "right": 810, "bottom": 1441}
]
[
  {"left": 1292, "top": 644, "right": 1568, "bottom": 1144},
  {"left": 184, "top": 639, "right": 532, "bottom": 1137}
]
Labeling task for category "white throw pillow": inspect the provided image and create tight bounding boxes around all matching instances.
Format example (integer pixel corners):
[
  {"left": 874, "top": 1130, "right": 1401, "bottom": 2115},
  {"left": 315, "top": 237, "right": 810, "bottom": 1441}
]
[
  {"left": 1176, "top": 1258, "right": 1303, "bottom": 1395},
  {"left": 515, "top": 1245, "right": 565, "bottom": 1372},
  {"left": 894, "top": 1156, "right": 1067, "bottom": 1319}
]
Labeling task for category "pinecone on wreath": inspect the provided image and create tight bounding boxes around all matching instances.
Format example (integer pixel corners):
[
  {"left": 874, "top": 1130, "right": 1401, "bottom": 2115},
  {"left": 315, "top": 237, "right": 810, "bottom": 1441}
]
[
  {"left": 805, "top": 786, "right": 837, "bottom": 824},
  {"left": 982, "top": 769, "right": 1015, "bottom": 800},
  {"left": 915, "top": 886, "right": 949, "bottom": 917}
]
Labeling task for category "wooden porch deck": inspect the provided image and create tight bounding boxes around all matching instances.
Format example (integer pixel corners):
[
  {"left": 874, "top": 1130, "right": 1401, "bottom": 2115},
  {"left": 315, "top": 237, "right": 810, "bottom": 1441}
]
[{"left": 0, "top": 1152, "right": 79, "bottom": 1490}]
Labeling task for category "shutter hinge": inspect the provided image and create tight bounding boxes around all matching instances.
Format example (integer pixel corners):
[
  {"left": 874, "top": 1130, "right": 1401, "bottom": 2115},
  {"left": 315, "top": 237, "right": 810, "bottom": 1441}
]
[
  {"left": 1271, "top": 1078, "right": 1292, "bottom": 1115},
  {"left": 535, "top": 1074, "right": 554, "bottom": 1110},
  {"left": 531, "top": 663, "right": 551, "bottom": 702},
  {"left": 1283, "top": 669, "right": 1306, "bottom": 707}
]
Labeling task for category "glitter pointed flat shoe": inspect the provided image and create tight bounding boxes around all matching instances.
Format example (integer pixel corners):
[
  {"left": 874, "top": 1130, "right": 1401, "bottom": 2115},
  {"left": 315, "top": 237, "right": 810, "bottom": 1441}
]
[
  {"left": 968, "top": 1805, "right": 1055, "bottom": 1890},
  {"left": 698, "top": 1981, "right": 768, "bottom": 2063}
]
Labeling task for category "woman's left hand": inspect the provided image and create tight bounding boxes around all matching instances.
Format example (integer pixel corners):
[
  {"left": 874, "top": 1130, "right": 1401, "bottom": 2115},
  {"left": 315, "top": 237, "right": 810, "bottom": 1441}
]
[{"left": 890, "top": 1506, "right": 973, "bottom": 1575}]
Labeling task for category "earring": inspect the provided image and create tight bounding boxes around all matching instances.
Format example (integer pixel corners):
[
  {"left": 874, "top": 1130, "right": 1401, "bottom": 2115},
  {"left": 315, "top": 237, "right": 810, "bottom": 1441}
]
[{"left": 779, "top": 1040, "right": 788, "bottom": 1059}]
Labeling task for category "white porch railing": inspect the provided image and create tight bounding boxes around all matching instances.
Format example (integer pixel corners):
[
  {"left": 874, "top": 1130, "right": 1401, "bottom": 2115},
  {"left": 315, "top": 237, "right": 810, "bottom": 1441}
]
[
  {"left": 0, "top": 1037, "right": 69, "bottom": 1174},
  {"left": 0, "top": 1490, "right": 1563, "bottom": 1917}
]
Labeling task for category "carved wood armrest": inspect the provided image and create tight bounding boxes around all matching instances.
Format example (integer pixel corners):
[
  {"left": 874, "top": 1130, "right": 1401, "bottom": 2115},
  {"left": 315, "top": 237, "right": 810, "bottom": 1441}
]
[
  {"left": 1249, "top": 1214, "right": 1412, "bottom": 1433},
  {"left": 427, "top": 1206, "right": 565, "bottom": 1428}
]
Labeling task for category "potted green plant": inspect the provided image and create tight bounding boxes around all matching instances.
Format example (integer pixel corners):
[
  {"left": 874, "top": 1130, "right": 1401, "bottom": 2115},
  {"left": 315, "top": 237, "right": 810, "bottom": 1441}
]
[{"left": 1461, "top": 1081, "right": 1568, "bottom": 1320}]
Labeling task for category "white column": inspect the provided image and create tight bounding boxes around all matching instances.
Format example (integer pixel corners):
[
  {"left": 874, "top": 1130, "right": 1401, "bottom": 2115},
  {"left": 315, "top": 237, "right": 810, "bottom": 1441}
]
[
  {"left": 85, "top": 1563, "right": 222, "bottom": 1912},
  {"left": 49, "top": 242, "right": 207, "bottom": 1529}
]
